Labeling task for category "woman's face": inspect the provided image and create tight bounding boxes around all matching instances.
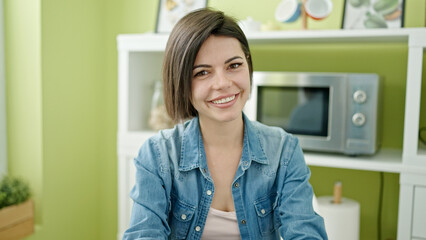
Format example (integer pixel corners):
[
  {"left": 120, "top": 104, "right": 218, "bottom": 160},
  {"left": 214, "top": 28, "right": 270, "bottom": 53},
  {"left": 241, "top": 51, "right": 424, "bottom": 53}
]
[{"left": 191, "top": 35, "right": 250, "bottom": 125}]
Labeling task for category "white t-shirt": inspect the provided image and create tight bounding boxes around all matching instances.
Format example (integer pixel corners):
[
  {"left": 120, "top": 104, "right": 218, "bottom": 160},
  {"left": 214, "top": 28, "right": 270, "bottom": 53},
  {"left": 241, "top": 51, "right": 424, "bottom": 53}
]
[{"left": 201, "top": 207, "right": 241, "bottom": 239}]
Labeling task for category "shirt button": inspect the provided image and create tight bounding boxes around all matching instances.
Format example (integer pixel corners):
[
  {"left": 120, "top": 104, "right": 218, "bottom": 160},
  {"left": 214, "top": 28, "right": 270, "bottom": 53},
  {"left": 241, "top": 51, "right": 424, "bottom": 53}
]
[
  {"left": 261, "top": 209, "right": 266, "bottom": 214},
  {"left": 206, "top": 190, "right": 212, "bottom": 196},
  {"left": 195, "top": 226, "right": 201, "bottom": 232},
  {"left": 241, "top": 219, "right": 246, "bottom": 224},
  {"left": 203, "top": 168, "right": 207, "bottom": 173},
  {"left": 181, "top": 214, "right": 187, "bottom": 220},
  {"left": 234, "top": 182, "right": 239, "bottom": 188}
]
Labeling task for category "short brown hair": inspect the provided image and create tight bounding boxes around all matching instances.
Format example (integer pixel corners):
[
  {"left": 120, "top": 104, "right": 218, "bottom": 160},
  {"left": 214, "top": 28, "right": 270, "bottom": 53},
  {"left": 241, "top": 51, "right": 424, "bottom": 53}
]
[{"left": 163, "top": 8, "right": 253, "bottom": 122}]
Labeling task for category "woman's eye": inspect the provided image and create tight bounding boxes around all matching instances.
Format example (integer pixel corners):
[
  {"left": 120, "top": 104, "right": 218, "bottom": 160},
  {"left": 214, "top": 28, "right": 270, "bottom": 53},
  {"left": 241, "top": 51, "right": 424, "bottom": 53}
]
[
  {"left": 194, "top": 70, "right": 208, "bottom": 77},
  {"left": 229, "top": 62, "right": 243, "bottom": 69}
]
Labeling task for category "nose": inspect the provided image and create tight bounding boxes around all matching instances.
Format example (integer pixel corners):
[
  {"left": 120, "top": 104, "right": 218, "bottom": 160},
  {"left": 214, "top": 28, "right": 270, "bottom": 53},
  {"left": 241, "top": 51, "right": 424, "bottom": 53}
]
[{"left": 213, "top": 70, "right": 232, "bottom": 89}]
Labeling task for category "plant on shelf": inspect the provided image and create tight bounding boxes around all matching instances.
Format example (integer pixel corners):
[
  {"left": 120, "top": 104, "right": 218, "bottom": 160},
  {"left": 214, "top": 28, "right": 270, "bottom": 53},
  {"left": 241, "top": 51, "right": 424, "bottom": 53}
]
[
  {"left": 0, "top": 175, "right": 34, "bottom": 240},
  {"left": 0, "top": 176, "right": 31, "bottom": 209}
]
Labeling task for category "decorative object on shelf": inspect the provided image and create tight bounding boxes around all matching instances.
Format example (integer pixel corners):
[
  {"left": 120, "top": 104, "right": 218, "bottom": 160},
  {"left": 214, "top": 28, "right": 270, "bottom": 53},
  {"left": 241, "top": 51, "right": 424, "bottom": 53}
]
[
  {"left": 155, "top": 0, "right": 208, "bottom": 33},
  {"left": 275, "top": 0, "right": 302, "bottom": 23},
  {"left": 304, "top": 0, "right": 333, "bottom": 20},
  {"left": 238, "top": 17, "right": 262, "bottom": 33},
  {"left": 342, "top": 0, "right": 405, "bottom": 29},
  {"left": 149, "top": 81, "right": 174, "bottom": 131},
  {"left": 419, "top": 126, "right": 426, "bottom": 146},
  {"left": 275, "top": 0, "right": 333, "bottom": 30},
  {"left": 0, "top": 175, "right": 33, "bottom": 240},
  {"left": 317, "top": 181, "right": 360, "bottom": 240},
  {"left": 261, "top": 20, "right": 283, "bottom": 31}
]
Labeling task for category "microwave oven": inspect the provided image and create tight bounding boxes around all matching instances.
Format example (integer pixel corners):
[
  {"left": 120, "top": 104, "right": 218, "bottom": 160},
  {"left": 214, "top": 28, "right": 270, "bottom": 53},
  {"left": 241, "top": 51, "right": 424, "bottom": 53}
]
[{"left": 245, "top": 72, "right": 382, "bottom": 155}]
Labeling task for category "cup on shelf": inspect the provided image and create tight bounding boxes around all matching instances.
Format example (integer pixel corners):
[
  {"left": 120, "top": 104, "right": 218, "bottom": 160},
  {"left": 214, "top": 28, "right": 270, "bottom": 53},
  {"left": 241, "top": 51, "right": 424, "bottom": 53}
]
[
  {"left": 304, "top": 0, "right": 333, "bottom": 20},
  {"left": 275, "top": 0, "right": 302, "bottom": 23}
]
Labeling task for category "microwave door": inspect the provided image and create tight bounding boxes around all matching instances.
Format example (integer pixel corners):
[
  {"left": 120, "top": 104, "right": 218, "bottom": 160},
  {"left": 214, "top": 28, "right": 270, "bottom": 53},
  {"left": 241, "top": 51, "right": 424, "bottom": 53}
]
[
  {"left": 299, "top": 80, "right": 347, "bottom": 153},
  {"left": 256, "top": 82, "right": 347, "bottom": 153},
  {"left": 257, "top": 86, "right": 329, "bottom": 137},
  {"left": 285, "top": 87, "right": 329, "bottom": 137}
]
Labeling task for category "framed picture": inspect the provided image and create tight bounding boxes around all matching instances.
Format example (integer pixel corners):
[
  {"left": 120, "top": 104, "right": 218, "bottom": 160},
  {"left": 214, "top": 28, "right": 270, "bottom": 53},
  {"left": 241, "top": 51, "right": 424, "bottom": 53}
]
[
  {"left": 156, "top": 0, "right": 208, "bottom": 33},
  {"left": 342, "top": 0, "right": 405, "bottom": 29}
]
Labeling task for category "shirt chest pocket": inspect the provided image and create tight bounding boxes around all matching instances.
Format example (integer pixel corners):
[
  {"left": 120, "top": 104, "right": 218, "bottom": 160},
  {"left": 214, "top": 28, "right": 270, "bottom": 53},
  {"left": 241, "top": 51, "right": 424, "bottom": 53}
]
[
  {"left": 254, "top": 193, "right": 278, "bottom": 236},
  {"left": 170, "top": 199, "right": 196, "bottom": 239}
]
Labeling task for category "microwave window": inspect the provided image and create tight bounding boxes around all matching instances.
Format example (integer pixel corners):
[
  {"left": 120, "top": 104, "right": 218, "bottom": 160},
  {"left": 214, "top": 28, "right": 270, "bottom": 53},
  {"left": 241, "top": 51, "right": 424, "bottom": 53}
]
[{"left": 257, "top": 86, "right": 330, "bottom": 137}]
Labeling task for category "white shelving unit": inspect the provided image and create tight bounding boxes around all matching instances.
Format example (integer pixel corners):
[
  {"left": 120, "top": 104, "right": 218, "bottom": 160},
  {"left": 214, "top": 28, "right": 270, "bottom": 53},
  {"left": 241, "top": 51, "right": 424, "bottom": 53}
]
[{"left": 117, "top": 28, "right": 426, "bottom": 240}]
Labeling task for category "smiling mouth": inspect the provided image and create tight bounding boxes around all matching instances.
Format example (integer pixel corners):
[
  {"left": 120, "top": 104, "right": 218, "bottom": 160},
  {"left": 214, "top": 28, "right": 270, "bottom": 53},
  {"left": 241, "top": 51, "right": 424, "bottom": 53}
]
[{"left": 211, "top": 94, "right": 236, "bottom": 104}]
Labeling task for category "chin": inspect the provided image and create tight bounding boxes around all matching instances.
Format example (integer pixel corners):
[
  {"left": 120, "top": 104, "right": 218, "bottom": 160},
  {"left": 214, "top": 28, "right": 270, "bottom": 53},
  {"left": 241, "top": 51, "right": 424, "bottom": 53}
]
[
  {"left": 199, "top": 99, "right": 247, "bottom": 124},
  {"left": 214, "top": 110, "right": 243, "bottom": 123}
]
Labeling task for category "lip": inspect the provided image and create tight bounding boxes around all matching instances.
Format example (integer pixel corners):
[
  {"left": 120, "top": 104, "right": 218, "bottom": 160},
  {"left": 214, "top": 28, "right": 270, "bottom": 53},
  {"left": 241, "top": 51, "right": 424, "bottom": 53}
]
[
  {"left": 208, "top": 93, "right": 240, "bottom": 108},
  {"left": 209, "top": 93, "right": 238, "bottom": 102}
]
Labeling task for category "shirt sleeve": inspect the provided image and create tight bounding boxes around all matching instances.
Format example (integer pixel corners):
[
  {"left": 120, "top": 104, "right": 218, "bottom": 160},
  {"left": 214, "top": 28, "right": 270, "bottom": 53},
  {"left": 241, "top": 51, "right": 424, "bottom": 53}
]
[
  {"left": 277, "top": 137, "right": 328, "bottom": 239},
  {"left": 122, "top": 138, "right": 171, "bottom": 240}
]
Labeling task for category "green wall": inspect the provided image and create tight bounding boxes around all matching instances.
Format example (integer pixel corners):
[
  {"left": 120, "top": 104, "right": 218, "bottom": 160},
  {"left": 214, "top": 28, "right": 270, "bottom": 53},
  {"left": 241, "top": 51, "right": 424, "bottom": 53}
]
[
  {"left": 6, "top": 0, "right": 105, "bottom": 239},
  {"left": 5, "top": 0, "right": 43, "bottom": 227},
  {"left": 40, "top": 0, "right": 104, "bottom": 238},
  {"left": 4, "top": 0, "right": 425, "bottom": 240}
]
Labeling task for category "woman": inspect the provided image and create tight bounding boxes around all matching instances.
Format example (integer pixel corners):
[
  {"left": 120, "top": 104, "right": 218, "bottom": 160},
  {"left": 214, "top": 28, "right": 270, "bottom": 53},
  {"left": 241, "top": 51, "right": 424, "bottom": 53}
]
[{"left": 123, "top": 8, "right": 327, "bottom": 240}]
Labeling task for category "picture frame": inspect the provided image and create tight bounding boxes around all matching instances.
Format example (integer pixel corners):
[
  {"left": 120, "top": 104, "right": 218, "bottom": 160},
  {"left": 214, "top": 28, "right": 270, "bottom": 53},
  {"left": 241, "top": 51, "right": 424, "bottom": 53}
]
[
  {"left": 155, "top": 0, "right": 208, "bottom": 33},
  {"left": 342, "top": 0, "right": 405, "bottom": 29}
]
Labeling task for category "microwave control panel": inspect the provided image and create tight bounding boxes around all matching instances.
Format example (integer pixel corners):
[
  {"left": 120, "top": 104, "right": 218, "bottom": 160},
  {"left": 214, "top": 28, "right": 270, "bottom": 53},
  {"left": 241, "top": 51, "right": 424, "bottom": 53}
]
[{"left": 345, "top": 74, "right": 381, "bottom": 155}]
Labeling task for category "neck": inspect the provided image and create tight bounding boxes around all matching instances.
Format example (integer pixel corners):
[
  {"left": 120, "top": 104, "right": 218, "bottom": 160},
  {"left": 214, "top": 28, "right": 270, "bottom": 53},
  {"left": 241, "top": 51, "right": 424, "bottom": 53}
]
[{"left": 198, "top": 114, "right": 244, "bottom": 149}]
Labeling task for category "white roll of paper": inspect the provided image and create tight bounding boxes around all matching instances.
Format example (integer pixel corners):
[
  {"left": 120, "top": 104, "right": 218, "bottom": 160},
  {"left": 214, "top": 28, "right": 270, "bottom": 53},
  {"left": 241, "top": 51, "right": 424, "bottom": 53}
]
[{"left": 317, "top": 196, "right": 360, "bottom": 240}]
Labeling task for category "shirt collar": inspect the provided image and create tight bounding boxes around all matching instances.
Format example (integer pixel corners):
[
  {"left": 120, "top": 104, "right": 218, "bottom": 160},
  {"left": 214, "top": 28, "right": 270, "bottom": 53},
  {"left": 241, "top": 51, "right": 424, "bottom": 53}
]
[
  {"left": 242, "top": 113, "right": 269, "bottom": 165},
  {"left": 179, "top": 113, "right": 269, "bottom": 172},
  {"left": 179, "top": 116, "right": 202, "bottom": 171}
]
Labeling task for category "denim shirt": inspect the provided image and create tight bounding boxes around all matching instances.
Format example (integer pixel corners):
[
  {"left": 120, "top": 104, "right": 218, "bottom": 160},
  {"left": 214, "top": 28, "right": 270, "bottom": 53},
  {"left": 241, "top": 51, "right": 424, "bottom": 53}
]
[{"left": 123, "top": 114, "right": 327, "bottom": 240}]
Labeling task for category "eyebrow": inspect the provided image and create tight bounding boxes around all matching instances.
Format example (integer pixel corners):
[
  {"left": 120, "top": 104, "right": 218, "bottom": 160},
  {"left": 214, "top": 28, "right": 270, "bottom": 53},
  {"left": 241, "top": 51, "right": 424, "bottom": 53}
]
[{"left": 192, "top": 56, "right": 243, "bottom": 70}]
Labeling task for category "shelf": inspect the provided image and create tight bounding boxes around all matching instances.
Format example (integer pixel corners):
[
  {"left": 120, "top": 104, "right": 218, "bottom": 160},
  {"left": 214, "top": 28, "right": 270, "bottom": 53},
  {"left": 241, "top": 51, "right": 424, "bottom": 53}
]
[
  {"left": 117, "top": 27, "right": 426, "bottom": 170},
  {"left": 117, "top": 28, "right": 426, "bottom": 52},
  {"left": 117, "top": 27, "right": 426, "bottom": 240},
  {"left": 245, "top": 28, "right": 426, "bottom": 44},
  {"left": 117, "top": 28, "right": 426, "bottom": 142},
  {"left": 117, "top": 34, "right": 168, "bottom": 52},
  {"left": 306, "top": 148, "right": 426, "bottom": 174},
  {"left": 305, "top": 149, "right": 403, "bottom": 173}
]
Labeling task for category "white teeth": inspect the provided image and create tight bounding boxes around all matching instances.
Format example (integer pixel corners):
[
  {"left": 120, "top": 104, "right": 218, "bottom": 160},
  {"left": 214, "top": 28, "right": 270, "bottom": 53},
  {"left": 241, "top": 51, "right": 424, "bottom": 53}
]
[{"left": 212, "top": 95, "right": 235, "bottom": 104}]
